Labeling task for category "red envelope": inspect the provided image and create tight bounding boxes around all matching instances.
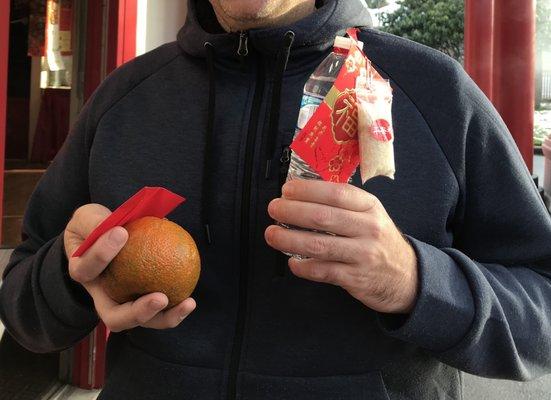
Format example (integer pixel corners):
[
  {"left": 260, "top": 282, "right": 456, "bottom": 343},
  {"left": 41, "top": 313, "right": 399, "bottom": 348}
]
[{"left": 72, "top": 187, "right": 186, "bottom": 257}]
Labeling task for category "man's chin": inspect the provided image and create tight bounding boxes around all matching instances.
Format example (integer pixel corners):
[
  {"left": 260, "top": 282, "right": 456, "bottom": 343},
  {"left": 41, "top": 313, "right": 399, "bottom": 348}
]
[{"left": 211, "top": 0, "right": 276, "bottom": 22}]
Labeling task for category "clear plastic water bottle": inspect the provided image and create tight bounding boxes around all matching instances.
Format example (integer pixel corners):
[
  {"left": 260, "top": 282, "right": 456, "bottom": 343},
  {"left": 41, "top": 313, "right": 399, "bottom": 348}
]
[
  {"left": 286, "top": 36, "right": 362, "bottom": 181},
  {"left": 282, "top": 36, "right": 363, "bottom": 258}
]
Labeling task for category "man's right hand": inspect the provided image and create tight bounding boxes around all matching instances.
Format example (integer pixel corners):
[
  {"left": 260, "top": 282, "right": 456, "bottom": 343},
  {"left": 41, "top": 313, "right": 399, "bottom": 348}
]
[{"left": 63, "top": 204, "right": 196, "bottom": 332}]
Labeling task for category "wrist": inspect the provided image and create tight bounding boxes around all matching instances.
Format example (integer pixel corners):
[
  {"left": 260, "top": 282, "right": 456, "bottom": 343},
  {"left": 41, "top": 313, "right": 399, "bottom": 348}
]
[{"left": 393, "top": 238, "right": 419, "bottom": 314}]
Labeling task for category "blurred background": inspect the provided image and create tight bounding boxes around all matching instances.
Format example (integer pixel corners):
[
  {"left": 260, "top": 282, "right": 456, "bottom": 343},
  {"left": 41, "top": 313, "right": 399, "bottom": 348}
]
[{"left": 0, "top": 0, "right": 550, "bottom": 398}]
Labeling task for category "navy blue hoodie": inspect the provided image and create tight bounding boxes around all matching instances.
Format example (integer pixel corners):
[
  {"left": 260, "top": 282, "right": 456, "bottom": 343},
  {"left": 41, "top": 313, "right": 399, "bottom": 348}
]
[{"left": 2, "top": 0, "right": 551, "bottom": 399}]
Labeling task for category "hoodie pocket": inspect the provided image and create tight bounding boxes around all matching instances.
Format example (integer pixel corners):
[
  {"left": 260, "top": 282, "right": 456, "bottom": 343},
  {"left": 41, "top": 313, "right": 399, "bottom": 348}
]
[{"left": 238, "top": 370, "right": 390, "bottom": 400}]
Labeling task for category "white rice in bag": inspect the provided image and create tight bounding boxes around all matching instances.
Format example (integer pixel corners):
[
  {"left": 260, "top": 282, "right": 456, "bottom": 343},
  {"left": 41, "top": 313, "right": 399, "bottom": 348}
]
[{"left": 355, "top": 68, "right": 395, "bottom": 183}]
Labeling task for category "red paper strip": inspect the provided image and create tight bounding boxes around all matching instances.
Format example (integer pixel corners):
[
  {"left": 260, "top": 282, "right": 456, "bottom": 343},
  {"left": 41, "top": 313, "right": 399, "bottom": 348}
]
[
  {"left": 290, "top": 43, "right": 367, "bottom": 182},
  {"left": 72, "top": 187, "right": 185, "bottom": 257},
  {"left": 346, "top": 27, "right": 359, "bottom": 41}
]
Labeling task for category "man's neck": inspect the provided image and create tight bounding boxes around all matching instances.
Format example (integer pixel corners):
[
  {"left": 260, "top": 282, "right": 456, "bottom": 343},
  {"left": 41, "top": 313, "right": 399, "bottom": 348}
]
[{"left": 210, "top": 1, "right": 316, "bottom": 32}]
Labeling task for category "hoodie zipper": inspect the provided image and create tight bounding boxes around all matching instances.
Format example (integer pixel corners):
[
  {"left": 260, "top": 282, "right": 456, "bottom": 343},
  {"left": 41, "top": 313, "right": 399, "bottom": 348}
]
[
  {"left": 228, "top": 32, "right": 264, "bottom": 400},
  {"left": 237, "top": 31, "right": 249, "bottom": 70},
  {"left": 276, "top": 145, "right": 292, "bottom": 277}
]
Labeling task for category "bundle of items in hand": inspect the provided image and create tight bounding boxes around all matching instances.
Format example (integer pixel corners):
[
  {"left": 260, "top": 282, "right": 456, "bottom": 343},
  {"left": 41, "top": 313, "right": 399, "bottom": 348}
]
[
  {"left": 281, "top": 28, "right": 396, "bottom": 258},
  {"left": 288, "top": 28, "right": 395, "bottom": 185}
]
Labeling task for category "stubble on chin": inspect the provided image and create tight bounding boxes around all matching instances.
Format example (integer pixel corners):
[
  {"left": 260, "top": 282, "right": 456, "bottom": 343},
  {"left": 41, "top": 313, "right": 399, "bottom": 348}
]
[
  {"left": 208, "top": 0, "right": 315, "bottom": 32},
  {"left": 213, "top": 0, "right": 276, "bottom": 20},
  {"left": 209, "top": 0, "right": 281, "bottom": 31}
]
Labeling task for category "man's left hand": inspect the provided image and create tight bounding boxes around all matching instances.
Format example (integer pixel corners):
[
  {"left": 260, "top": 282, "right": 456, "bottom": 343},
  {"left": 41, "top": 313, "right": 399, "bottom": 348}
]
[{"left": 265, "top": 180, "right": 418, "bottom": 314}]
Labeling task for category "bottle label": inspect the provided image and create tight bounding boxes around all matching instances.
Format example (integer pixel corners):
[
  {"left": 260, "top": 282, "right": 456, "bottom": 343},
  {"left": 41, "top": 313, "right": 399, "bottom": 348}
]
[{"left": 297, "top": 95, "right": 323, "bottom": 130}]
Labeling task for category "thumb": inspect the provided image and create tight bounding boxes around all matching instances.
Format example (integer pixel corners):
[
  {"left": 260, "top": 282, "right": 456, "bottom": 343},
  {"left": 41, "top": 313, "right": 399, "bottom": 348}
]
[{"left": 64, "top": 203, "right": 112, "bottom": 258}]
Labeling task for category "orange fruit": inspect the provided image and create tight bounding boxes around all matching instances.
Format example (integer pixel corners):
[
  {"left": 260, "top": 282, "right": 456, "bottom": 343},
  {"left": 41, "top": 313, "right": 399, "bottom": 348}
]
[{"left": 101, "top": 216, "right": 201, "bottom": 308}]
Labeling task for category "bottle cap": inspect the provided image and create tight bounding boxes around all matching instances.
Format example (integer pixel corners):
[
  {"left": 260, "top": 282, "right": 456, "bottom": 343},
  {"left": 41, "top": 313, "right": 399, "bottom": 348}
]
[{"left": 334, "top": 36, "right": 364, "bottom": 51}]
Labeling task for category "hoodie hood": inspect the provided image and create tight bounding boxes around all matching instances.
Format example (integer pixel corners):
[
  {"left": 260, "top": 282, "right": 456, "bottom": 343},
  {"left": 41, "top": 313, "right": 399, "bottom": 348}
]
[{"left": 178, "top": 0, "right": 373, "bottom": 62}]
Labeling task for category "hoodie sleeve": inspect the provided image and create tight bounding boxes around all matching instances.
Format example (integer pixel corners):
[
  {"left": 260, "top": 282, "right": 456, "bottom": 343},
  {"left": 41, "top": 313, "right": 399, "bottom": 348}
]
[
  {"left": 0, "top": 98, "right": 99, "bottom": 353},
  {"left": 378, "top": 62, "right": 551, "bottom": 381},
  {"left": 0, "top": 43, "right": 183, "bottom": 354},
  {"left": 0, "top": 43, "right": 184, "bottom": 353}
]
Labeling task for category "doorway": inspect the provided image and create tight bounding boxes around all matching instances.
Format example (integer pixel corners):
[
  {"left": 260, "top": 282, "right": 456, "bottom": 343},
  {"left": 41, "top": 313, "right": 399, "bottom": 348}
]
[
  {"left": 0, "top": 0, "right": 131, "bottom": 397},
  {"left": 3, "top": 0, "right": 78, "bottom": 248}
]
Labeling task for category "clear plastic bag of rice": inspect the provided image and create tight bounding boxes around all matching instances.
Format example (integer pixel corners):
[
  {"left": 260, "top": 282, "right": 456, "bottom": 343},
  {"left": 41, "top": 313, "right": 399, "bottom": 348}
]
[{"left": 355, "top": 67, "right": 395, "bottom": 183}]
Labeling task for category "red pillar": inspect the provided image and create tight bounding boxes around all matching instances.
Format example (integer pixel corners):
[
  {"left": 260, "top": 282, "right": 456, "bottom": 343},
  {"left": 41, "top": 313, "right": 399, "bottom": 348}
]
[
  {"left": 117, "top": 0, "right": 137, "bottom": 66},
  {"left": 464, "top": 0, "right": 494, "bottom": 100},
  {"left": 0, "top": 0, "right": 10, "bottom": 241},
  {"left": 83, "top": 1, "right": 105, "bottom": 102},
  {"left": 492, "top": 0, "right": 536, "bottom": 171}
]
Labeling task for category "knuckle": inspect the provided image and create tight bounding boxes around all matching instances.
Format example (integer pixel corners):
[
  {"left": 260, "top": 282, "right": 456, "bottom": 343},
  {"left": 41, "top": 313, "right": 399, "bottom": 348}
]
[
  {"left": 312, "top": 207, "right": 332, "bottom": 230},
  {"left": 332, "top": 185, "right": 349, "bottom": 206},
  {"left": 67, "top": 263, "right": 79, "bottom": 281},
  {"left": 133, "top": 302, "right": 157, "bottom": 326},
  {"left": 69, "top": 264, "right": 91, "bottom": 283},
  {"left": 348, "top": 268, "right": 368, "bottom": 288},
  {"left": 365, "top": 194, "right": 380, "bottom": 211},
  {"left": 309, "top": 264, "right": 328, "bottom": 281},
  {"left": 131, "top": 303, "right": 151, "bottom": 326},
  {"left": 353, "top": 214, "right": 369, "bottom": 235},
  {"left": 72, "top": 205, "right": 86, "bottom": 221},
  {"left": 102, "top": 318, "right": 121, "bottom": 333},
  {"left": 168, "top": 318, "right": 182, "bottom": 329},
  {"left": 73, "top": 204, "right": 97, "bottom": 220},
  {"left": 325, "top": 267, "right": 342, "bottom": 284},
  {"left": 134, "top": 313, "right": 150, "bottom": 326},
  {"left": 306, "top": 237, "right": 327, "bottom": 257},
  {"left": 325, "top": 240, "right": 343, "bottom": 261},
  {"left": 107, "top": 324, "right": 122, "bottom": 333},
  {"left": 87, "top": 203, "right": 110, "bottom": 216},
  {"left": 72, "top": 203, "right": 110, "bottom": 227},
  {"left": 93, "top": 248, "right": 113, "bottom": 266},
  {"left": 369, "top": 220, "right": 384, "bottom": 240},
  {"left": 361, "top": 248, "right": 378, "bottom": 265}
]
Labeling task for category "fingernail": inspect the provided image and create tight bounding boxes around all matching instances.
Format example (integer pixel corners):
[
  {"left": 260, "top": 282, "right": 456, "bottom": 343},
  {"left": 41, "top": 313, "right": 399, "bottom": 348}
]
[
  {"left": 109, "top": 228, "right": 126, "bottom": 246},
  {"left": 181, "top": 301, "right": 195, "bottom": 318},
  {"left": 265, "top": 226, "right": 275, "bottom": 243},
  {"left": 282, "top": 183, "right": 292, "bottom": 197}
]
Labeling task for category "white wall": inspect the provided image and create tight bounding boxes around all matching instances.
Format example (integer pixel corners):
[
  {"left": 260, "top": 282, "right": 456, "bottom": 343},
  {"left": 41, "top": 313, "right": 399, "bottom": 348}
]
[{"left": 136, "top": 0, "right": 188, "bottom": 56}]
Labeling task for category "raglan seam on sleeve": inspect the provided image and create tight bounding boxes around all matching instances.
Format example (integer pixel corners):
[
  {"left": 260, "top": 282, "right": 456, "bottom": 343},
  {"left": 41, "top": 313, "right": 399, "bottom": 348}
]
[
  {"left": 86, "top": 50, "right": 184, "bottom": 150},
  {"left": 365, "top": 58, "right": 463, "bottom": 199}
]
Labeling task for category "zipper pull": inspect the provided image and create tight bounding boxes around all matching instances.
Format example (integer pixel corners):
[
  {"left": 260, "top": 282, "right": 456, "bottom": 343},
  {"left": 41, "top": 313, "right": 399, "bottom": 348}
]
[
  {"left": 237, "top": 31, "right": 249, "bottom": 57},
  {"left": 278, "top": 146, "right": 291, "bottom": 187},
  {"left": 267, "top": 145, "right": 291, "bottom": 180},
  {"left": 280, "top": 146, "right": 291, "bottom": 164}
]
